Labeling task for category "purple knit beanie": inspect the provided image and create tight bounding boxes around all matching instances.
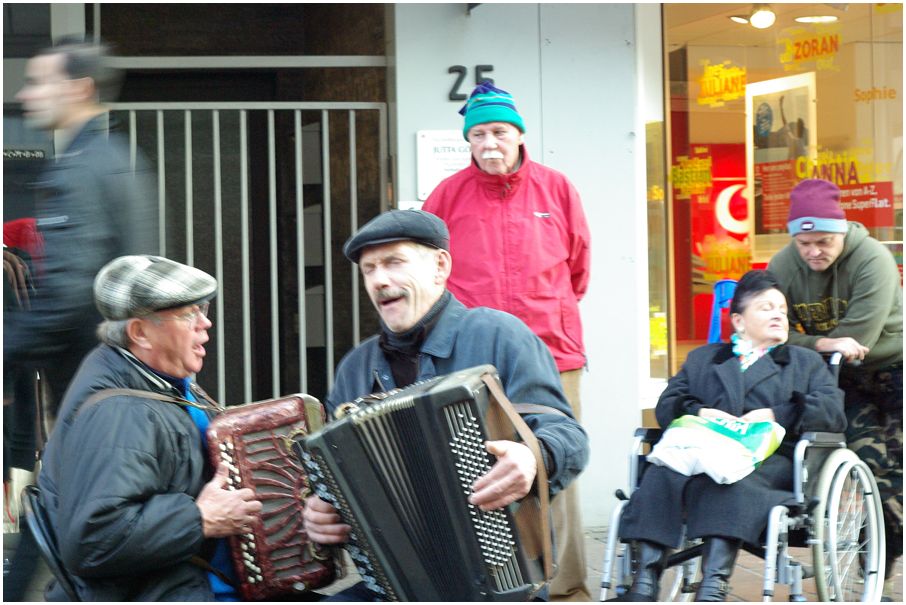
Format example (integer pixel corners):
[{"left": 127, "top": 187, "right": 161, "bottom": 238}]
[{"left": 787, "top": 179, "right": 848, "bottom": 236}]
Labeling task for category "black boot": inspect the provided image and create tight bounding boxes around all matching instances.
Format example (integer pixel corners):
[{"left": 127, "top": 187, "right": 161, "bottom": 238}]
[
  {"left": 694, "top": 537, "right": 740, "bottom": 602},
  {"left": 607, "top": 540, "right": 667, "bottom": 601}
]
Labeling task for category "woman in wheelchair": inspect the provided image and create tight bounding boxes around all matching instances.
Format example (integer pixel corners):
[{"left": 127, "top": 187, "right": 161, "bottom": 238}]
[{"left": 614, "top": 270, "right": 846, "bottom": 601}]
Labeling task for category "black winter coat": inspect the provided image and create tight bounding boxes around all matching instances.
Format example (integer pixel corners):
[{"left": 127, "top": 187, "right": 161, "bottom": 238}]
[
  {"left": 620, "top": 343, "right": 846, "bottom": 546},
  {"left": 4, "top": 115, "right": 156, "bottom": 411},
  {"left": 38, "top": 345, "right": 217, "bottom": 601}
]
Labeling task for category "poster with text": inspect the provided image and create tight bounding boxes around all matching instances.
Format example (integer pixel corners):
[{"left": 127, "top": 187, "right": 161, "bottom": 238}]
[{"left": 746, "top": 73, "right": 817, "bottom": 262}]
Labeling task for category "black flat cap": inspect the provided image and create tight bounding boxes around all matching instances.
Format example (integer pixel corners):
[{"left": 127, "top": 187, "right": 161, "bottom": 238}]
[{"left": 343, "top": 209, "right": 450, "bottom": 263}]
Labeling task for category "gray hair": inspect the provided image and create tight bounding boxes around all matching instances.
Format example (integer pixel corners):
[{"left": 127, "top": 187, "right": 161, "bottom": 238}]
[{"left": 95, "top": 319, "right": 133, "bottom": 347}]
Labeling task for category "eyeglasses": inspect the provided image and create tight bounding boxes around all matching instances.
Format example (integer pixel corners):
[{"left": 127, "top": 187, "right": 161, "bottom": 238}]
[{"left": 153, "top": 301, "right": 211, "bottom": 328}]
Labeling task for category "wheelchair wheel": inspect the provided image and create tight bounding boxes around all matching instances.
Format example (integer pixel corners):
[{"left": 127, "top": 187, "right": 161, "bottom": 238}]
[{"left": 811, "top": 448, "right": 886, "bottom": 602}]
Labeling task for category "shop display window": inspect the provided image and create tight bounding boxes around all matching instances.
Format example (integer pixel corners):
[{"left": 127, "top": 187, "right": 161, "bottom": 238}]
[{"left": 661, "top": 3, "right": 902, "bottom": 369}]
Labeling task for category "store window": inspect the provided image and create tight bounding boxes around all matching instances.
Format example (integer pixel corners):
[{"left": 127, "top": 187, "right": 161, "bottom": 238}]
[{"left": 662, "top": 3, "right": 902, "bottom": 369}]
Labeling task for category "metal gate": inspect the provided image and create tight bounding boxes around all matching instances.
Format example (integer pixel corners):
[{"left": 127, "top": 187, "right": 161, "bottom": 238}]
[{"left": 109, "top": 102, "right": 389, "bottom": 405}]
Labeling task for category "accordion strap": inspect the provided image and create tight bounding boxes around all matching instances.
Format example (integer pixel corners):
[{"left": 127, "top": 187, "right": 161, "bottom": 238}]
[
  {"left": 480, "top": 374, "right": 554, "bottom": 581},
  {"left": 190, "top": 555, "right": 237, "bottom": 588},
  {"left": 511, "top": 403, "right": 568, "bottom": 417},
  {"left": 77, "top": 388, "right": 221, "bottom": 419}
]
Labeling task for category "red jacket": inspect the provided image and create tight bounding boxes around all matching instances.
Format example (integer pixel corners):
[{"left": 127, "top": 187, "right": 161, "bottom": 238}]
[{"left": 423, "top": 149, "right": 591, "bottom": 372}]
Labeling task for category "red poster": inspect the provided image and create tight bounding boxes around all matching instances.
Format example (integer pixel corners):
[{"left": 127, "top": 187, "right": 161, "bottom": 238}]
[
  {"left": 754, "top": 159, "right": 797, "bottom": 233},
  {"left": 838, "top": 181, "right": 895, "bottom": 228},
  {"left": 688, "top": 144, "right": 750, "bottom": 340}
]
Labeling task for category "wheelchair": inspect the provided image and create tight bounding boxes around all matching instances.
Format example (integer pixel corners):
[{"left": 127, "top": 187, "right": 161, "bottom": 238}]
[{"left": 599, "top": 354, "right": 887, "bottom": 602}]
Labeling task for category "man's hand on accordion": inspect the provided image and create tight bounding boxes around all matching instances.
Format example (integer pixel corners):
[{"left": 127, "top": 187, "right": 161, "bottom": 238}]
[
  {"left": 303, "top": 495, "right": 351, "bottom": 544},
  {"left": 196, "top": 462, "right": 263, "bottom": 538},
  {"left": 469, "top": 440, "right": 537, "bottom": 511}
]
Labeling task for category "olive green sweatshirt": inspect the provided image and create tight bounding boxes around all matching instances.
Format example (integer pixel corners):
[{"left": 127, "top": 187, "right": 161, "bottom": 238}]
[{"left": 767, "top": 222, "right": 903, "bottom": 371}]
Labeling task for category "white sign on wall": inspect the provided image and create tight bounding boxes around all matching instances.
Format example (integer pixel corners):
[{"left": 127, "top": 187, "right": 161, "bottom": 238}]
[{"left": 416, "top": 130, "right": 471, "bottom": 200}]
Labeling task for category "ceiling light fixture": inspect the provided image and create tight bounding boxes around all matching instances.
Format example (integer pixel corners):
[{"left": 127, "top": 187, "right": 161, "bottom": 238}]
[
  {"left": 729, "top": 15, "right": 750, "bottom": 24},
  {"left": 749, "top": 4, "right": 776, "bottom": 29},
  {"left": 794, "top": 15, "right": 839, "bottom": 24}
]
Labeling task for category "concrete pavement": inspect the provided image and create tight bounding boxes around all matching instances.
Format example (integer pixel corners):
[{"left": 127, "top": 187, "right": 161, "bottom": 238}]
[{"left": 5, "top": 526, "right": 903, "bottom": 601}]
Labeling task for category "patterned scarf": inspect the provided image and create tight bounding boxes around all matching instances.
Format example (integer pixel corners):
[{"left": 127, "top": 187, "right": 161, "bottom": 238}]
[{"left": 731, "top": 332, "right": 779, "bottom": 372}]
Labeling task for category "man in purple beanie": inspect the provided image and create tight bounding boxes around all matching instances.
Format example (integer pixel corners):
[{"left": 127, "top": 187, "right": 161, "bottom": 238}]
[{"left": 768, "top": 178, "right": 902, "bottom": 597}]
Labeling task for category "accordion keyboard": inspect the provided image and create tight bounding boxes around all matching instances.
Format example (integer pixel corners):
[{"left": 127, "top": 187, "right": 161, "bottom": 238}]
[
  {"left": 299, "top": 385, "right": 534, "bottom": 600},
  {"left": 445, "top": 401, "right": 525, "bottom": 591},
  {"left": 300, "top": 448, "right": 399, "bottom": 600}
]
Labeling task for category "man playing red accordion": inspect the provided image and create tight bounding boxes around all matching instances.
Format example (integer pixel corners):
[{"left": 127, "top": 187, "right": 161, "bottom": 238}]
[{"left": 37, "top": 255, "right": 262, "bottom": 600}]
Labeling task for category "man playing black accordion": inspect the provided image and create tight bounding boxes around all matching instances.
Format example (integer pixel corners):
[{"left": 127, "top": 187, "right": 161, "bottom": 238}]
[{"left": 303, "top": 210, "right": 590, "bottom": 600}]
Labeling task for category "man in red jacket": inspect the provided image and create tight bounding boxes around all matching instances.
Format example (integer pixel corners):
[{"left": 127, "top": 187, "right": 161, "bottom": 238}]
[{"left": 423, "top": 81, "right": 591, "bottom": 601}]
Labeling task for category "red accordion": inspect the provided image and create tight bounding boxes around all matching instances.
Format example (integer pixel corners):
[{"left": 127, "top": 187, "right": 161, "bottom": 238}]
[{"left": 206, "top": 394, "right": 339, "bottom": 600}]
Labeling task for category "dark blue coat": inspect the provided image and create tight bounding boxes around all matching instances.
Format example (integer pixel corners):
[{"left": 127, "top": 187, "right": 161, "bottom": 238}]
[
  {"left": 39, "top": 345, "right": 216, "bottom": 601},
  {"left": 327, "top": 294, "right": 589, "bottom": 496}
]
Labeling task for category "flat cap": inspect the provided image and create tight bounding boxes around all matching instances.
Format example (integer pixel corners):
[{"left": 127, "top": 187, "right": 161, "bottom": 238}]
[
  {"left": 343, "top": 209, "right": 450, "bottom": 263},
  {"left": 94, "top": 255, "right": 217, "bottom": 320}
]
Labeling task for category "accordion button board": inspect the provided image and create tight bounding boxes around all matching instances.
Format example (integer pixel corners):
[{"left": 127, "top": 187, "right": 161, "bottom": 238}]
[{"left": 295, "top": 365, "right": 546, "bottom": 601}]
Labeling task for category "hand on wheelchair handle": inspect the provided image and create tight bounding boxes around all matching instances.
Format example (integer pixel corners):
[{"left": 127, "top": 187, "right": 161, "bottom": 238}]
[{"left": 815, "top": 336, "right": 868, "bottom": 364}]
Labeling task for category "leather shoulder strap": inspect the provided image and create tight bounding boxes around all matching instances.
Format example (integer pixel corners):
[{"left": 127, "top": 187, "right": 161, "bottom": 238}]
[
  {"left": 77, "top": 388, "right": 191, "bottom": 419},
  {"left": 480, "top": 374, "right": 554, "bottom": 581},
  {"left": 511, "top": 403, "right": 568, "bottom": 417}
]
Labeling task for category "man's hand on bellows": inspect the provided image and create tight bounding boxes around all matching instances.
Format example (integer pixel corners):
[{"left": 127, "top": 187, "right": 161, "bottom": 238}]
[
  {"left": 196, "top": 462, "right": 262, "bottom": 538},
  {"left": 469, "top": 440, "right": 537, "bottom": 511},
  {"left": 303, "top": 495, "right": 351, "bottom": 544}
]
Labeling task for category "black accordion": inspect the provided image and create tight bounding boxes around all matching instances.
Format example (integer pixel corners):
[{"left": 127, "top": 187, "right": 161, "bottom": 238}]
[{"left": 294, "top": 365, "right": 549, "bottom": 601}]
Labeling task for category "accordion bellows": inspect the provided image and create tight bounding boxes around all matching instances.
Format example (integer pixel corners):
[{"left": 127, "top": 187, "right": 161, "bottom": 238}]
[
  {"left": 206, "top": 394, "right": 339, "bottom": 600},
  {"left": 296, "top": 365, "right": 547, "bottom": 601}
]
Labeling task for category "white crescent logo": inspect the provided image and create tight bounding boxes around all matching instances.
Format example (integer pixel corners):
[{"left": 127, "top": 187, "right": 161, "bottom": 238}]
[{"left": 715, "top": 184, "right": 748, "bottom": 235}]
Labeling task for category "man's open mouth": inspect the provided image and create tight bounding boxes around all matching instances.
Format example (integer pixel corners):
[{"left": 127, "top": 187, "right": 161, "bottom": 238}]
[{"left": 380, "top": 295, "right": 404, "bottom": 307}]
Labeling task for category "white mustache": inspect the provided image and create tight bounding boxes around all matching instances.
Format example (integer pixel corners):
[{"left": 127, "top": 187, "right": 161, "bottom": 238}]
[{"left": 481, "top": 151, "right": 505, "bottom": 160}]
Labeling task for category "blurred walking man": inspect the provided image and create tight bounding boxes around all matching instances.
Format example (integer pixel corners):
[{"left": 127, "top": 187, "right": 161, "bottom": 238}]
[
  {"left": 6, "top": 37, "right": 156, "bottom": 417},
  {"left": 4, "top": 37, "right": 156, "bottom": 602}
]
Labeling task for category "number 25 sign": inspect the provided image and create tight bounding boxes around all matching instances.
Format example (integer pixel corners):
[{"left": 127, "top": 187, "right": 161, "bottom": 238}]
[{"left": 448, "top": 65, "right": 495, "bottom": 101}]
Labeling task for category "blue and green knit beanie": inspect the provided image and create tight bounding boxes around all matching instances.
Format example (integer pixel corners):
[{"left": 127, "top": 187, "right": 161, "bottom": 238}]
[{"left": 459, "top": 81, "right": 526, "bottom": 140}]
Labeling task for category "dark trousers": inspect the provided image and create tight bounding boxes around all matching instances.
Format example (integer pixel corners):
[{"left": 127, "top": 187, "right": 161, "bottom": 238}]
[
  {"left": 840, "top": 364, "right": 903, "bottom": 563},
  {"left": 619, "top": 456, "right": 794, "bottom": 548}
]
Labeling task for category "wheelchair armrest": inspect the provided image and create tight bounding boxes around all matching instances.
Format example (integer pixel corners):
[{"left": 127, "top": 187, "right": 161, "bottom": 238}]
[
  {"left": 633, "top": 427, "right": 663, "bottom": 444},
  {"left": 627, "top": 428, "right": 663, "bottom": 496},
  {"left": 793, "top": 433, "right": 847, "bottom": 504},
  {"left": 798, "top": 432, "right": 846, "bottom": 447}
]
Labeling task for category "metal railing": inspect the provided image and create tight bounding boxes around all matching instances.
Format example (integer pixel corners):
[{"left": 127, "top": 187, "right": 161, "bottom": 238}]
[{"left": 110, "top": 101, "right": 388, "bottom": 405}]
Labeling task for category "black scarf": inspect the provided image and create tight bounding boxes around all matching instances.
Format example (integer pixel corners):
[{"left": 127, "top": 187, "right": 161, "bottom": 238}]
[{"left": 378, "top": 290, "right": 452, "bottom": 388}]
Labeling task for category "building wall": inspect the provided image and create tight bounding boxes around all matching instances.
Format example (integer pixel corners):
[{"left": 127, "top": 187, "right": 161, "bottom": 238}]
[
  {"left": 4, "top": 2, "right": 656, "bottom": 528},
  {"left": 390, "top": 3, "right": 652, "bottom": 526}
]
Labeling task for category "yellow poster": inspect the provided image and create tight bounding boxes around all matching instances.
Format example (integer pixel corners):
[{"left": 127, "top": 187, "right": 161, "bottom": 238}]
[{"left": 697, "top": 60, "right": 747, "bottom": 108}]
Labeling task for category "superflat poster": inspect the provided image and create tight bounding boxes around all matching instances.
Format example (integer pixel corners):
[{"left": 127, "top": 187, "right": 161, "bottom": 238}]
[{"left": 745, "top": 73, "right": 817, "bottom": 263}]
